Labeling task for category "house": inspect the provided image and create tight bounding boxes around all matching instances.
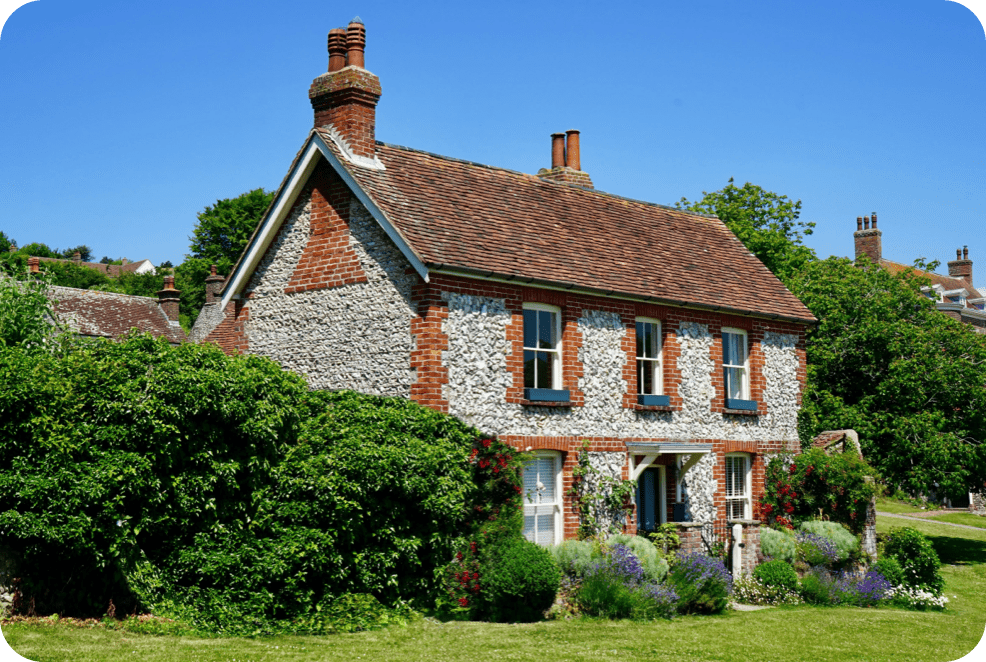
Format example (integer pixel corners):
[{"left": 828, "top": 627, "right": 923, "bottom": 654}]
[
  {"left": 853, "top": 214, "right": 985, "bottom": 333},
  {"left": 28, "top": 257, "right": 185, "bottom": 344},
  {"left": 34, "top": 252, "right": 157, "bottom": 278},
  {"left": 192, "top": 19, "right": 817, "bottom": 547}
]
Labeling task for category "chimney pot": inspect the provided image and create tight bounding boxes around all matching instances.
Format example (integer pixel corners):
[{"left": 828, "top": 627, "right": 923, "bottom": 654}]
[
  {"left": 328, "top": 28, "right": 348, "bottom": 72},
  {"left": 157, "top": 276, "right": 181, "bottom": 322},
  {"left": 957, "top": 248, "right": 963, "bottom": 260},
  {"left": 871, "top": 212, "right": 877, "bottom": 229},
  {"left": 205, "top": 265, "right": 226, "bottom": 304},
  {"left": 963, "top": 246, "right": 969, "bottom": 260},
  {"left": 28, "top": 256, "right": 39, "bottom": 273},
  {"left": 346, "top": 19, "right": 366, "bottom": 69},
  {"left": 864, "top": 216, "right": 870, "bottom": 230},
  {"left": 551, "top": 133, "right": 565, "bottom": 169},
  {"left": 565, "top": 129, "right": 581, "bottom": 172},
  {"left": 856, "top": 216, "right": 863, "bottom": 231}
]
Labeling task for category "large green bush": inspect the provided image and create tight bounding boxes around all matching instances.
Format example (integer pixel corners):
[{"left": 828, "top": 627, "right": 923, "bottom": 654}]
[
  {"left": 884, "top": 527, "right": 944, "bottom": 594},
  {"left": 0, "top": 334, "right": 306, "bottom": 617},
  {"left": 798, "top": 521, "right": 859, "bottom": 563},
  {"left": 873, "top": 556, "right": 905, "bottom": 587},
  {"left": 0, "top": 336, "right": 522, "bottom": 633},
  {"left": 753, "top": 560, "right": 798, "bottom": 592},
  {"left": 476, "top": 537, "right": 560, "bottom": 623},
  {"left": 550, "top": 539, "right": 597, "bottom": 578},
  {"left": 759, "top": 448, "right": 879, "bottom": 533},
  {"left": 760, "top": 527, "right": 796, "bottom": 563}
]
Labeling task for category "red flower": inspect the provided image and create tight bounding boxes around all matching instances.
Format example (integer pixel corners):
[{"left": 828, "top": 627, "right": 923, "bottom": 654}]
[
  {"left": 784, "top": 503, "right": 794, "bottom": 514},
  {"left": 790, "top": 492, "right": 797, "bottom": 500},
  {"left": 469, "top": 449, "right": 478, "bottom": 460},
  {"left": 493, "top": 466, "right": 500, "bottom": 474},
  {"left": 458, "top": 598, "right": 469, "bottom": 607},
  {"left": 806, "top": 465, "right": 814, "bottom": 475},
  {"left": 482, "top": 438, "right": 491, "bottom": 449},
  {"left": 470, "top": 541, "right": 478, "bottom": 554},
  {"left": 763, "top": 504, "right": 774, "bottom": 514},
  {"left": 479, "top": 459, "right": 490, "bottom": 469},
  {"left": 514, "top": 485, "right": 522, "bottom": 494},
  {"left": 456, "top": 551, "right": 463, "bottom": 561}
]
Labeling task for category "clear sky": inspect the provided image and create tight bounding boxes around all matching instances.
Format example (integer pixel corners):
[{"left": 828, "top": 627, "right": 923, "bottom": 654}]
[{"left": 1, "top": 0, "right": 983, "bottom": 291}]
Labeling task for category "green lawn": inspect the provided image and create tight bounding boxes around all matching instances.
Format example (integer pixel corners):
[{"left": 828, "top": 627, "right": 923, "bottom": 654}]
[
  {"left": 875, "top": 496, "right": 939, "bottom": 515},
  {"left": 4, "top": 515, "right": 985, "bottom": 662},
  {"left": 927, "top": 512, "right": 986, "bottom": 530}
]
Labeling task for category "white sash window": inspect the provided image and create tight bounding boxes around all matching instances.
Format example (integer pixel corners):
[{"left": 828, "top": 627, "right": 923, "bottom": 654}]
[
  {"left": 725, "top": 454, "right": 751, "bottom": 520},
  {"left": 523, "top": 452, "right": 562, "bottom": 546}
]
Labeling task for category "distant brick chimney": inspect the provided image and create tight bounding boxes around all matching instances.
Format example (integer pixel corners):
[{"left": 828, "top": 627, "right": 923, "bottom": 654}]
[
  {"left": 947, "top": 246, "right": 973, "bottom": 285},
  {"left": 27, "top": 256, "right": 39, "bottom": 273},
  {"left": 72, "top": 251, "right": 81, "bottom": 263},
  {"left": 309, "top": 18, "right": 382, "bottom": 159},
  {"left": 853, "top": 212, "right": 882, "bottom": 264},
  {"left": 205, "top": 264, "right": 226, "bottom": 304},
  {"left": 538, "top": 130, "right": 593, "bottom": 188},
  {"left": 157, "top": 275, "right": 180, "bottom": 322}
]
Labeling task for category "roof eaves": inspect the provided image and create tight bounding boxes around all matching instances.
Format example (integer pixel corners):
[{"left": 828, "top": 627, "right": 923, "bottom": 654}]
[{"left": 428, "top": 263, "right": 817, "bottom": 325}]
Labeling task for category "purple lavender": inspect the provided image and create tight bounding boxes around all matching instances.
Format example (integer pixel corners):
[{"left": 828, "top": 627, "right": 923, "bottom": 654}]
[
  {"left": 856, "top": 570, "right": 892, "bottom": 605},
  {"left": 796, "top": 532, "right": 839, "bottom": 566},
  {"left": 607, "top": 544, "right": 647, "bottom": 587},
  {"left": 673, "top": 553, "right": 734, "bottom": 595}
]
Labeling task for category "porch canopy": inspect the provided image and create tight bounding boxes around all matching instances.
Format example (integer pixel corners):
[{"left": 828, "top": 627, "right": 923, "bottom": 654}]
[{"left": 625, "top": 442, "right": 713, "bottom": 482}]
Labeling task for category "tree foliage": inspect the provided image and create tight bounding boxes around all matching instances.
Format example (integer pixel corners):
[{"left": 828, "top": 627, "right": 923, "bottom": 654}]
[
  {"left": 676, "top": 178, "right": 816, "bottom": 283},
  {"left": 0, "top": 231, "right": 14, "bottom": 254},
  {"left": 0, "top": 266, "right": 60, "bottom": 349},
  {"left": 178, "top": 188, "right": 274, "bottom": 329},
  {"left": 789, "top": 257, "right": 986, "bottom": 499}
]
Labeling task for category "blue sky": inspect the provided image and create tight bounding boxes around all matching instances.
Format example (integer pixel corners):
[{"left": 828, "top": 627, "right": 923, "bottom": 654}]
[{"left": 0, "top": 0, "right": 983, "bottom": 291}]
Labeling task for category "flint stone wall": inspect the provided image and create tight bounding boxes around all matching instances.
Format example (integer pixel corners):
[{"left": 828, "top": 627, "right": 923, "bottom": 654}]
[{"left": 242, "top": 193, "right": 417, "bottom": 396}]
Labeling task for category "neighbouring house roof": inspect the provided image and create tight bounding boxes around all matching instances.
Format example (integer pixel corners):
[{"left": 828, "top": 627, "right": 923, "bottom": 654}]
[
  {"left": 37, "top": 256, "right": 156, "bottom": 277},
  {"left": 51, "top": 286, "right": 185, "bottom": 344},
  {"left": 878, "top": 259, "right": 983, "bottom": 299},
  {"left": 224, "top": 131, "right": 817, "bottom": 325}
]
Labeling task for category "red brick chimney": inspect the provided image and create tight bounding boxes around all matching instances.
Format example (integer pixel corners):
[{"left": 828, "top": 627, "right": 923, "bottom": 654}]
[
  {"left": 205, "top": 264, "right": 226, "bottom": 304},
  {"left": 27, "top": 257, "right": 39, "bottom": 273},
  {"left": 854, "top": 212, "right": 882, "bottom": 264},
  {"left": 537, "top": 130, "right": 593, "bottom": 188},
  {"left": 948, "top": 246, "right": 973, "bottom": 285},
  {"left": 157, "top": 275, "right": 180, "bottom": 322},
  {"left": 309, "top": 17, "right": 382, "bottom": 159},
  {"left": 72, "top": 251, "right": 81, "bottom": 263}
]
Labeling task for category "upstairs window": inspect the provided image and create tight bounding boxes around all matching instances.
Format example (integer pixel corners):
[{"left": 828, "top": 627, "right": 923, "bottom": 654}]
[
  {"left": 722, "top": 328, "right": 750, "bottom": 402},
  {"left": 523, "top": 303, "right": 562, "bottom": 391},
  {"left": 635, "top": 318, "right": 662, "bottom": 396}
]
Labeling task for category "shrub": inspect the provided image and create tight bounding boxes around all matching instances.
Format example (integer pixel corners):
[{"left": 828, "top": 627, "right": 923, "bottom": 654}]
[
  {"left": 753, "top": 560, "right": 798, "bottom": 592},
  {"left": 873, "top": 557, "right": 905, "bottom": 587},
  {"left": 831, "top": 570, "right": 891, "bottom": 607},
  {"left": 798, "top": 570, "right": 831, "bottom": 605},
  {"left": 798, "top": 521, "right": 859, "bottom": 562},
  {"left": 760, "top": 527, "right": 796, "bottom": 563},
  {"left": 887, "top": 584, "right": 949, "bottom": 611},
  {"left": 796, "top": 532, "right": 839, "bottom": 566},
  {"left": 884, "top": 527, "right": 944, "bottom": 594},
  {"left": 606, "top": 534, "right": 669, "bottom": 582},
  {"left": 477, "top": 537, "right": 560, "bottom": 623},
  {"left": 758, "top": 448, "right": 880, "bottom": 532},
  {"left": 668, "top": 554, "right": 732, "bottom": 615},
  {"left": 550, "top": 540, "right": 597, "bottom": 578},
  {"left": 576, "top": 544, "right": 677, "bottom": 620}
]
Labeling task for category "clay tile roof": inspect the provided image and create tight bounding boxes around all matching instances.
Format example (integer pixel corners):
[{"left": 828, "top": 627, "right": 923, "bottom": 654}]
[
  {"left": 318, "top": 132, "right": 816, "bottom": 324},
  {"left": 879, "top": 259, "right": 983, "bottom": 298},
  {"left": 50, "top": 286, "right": 186, "bottom": 344}
]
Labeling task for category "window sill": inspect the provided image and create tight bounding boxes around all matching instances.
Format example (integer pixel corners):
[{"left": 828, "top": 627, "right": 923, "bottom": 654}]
[
  {"left": 634, "top": 404, "right": 674, "bottom": 413},
  {"left": 723, "top": 408, "right": 759, "bottom": 416},
  {"left": 524, "top": 388, "right": 570, "bottom": 402},
  {"left": 520, "top": 400, "right": 574, "bottom": 408},
  {"left": 725, "top": 398, "right": 758, "bottom": 413}
]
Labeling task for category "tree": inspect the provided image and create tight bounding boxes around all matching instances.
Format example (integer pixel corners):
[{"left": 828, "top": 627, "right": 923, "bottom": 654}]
[
  {"left": 59, "top": 245, "right": 94, "bottom": 262},
  {"left": 0, "top": 265, "right": 60, "bottom": 349},
  {"left": 676, "top": 178, "right": 816, "bottom": 284},
  {"left": 16, "top": 242, "right": 60, "bottom": 259},
  {"left": 0, "top": 231, "right": 14, "bottom": 254},
  {"left": 178, "top": 188, "right": 275, "bottom": 329},
  {"left": 789, "top": 257, "right": 986, "bottom": 500}
]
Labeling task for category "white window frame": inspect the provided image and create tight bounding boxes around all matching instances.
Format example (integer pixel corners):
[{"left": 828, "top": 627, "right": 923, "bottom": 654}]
[
  {"left": 724, "top": 453, "right": 752, "bottom": 520},
  {"left": 635, "top": 317, "right": 663, "bottom": 396},
  {"left": 522, "top": 303, "right": 562, "bottom": 390},
  {"left": 522, "top": 451, "right": 563, "bottom": 546},
  {"left": 722, "top": 327, "right": 750, "bottom": 401}
]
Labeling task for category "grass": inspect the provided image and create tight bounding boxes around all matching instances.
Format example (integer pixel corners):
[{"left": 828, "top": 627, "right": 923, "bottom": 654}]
[
  {"left": 4, "top": 515, "right": 985, "bottom": 662},
  {"left": 875, "top": 496, "right": 938, "bottom": 515},
  {"left": 927, "top": 512, "right": 986, "bottom": 529}
]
